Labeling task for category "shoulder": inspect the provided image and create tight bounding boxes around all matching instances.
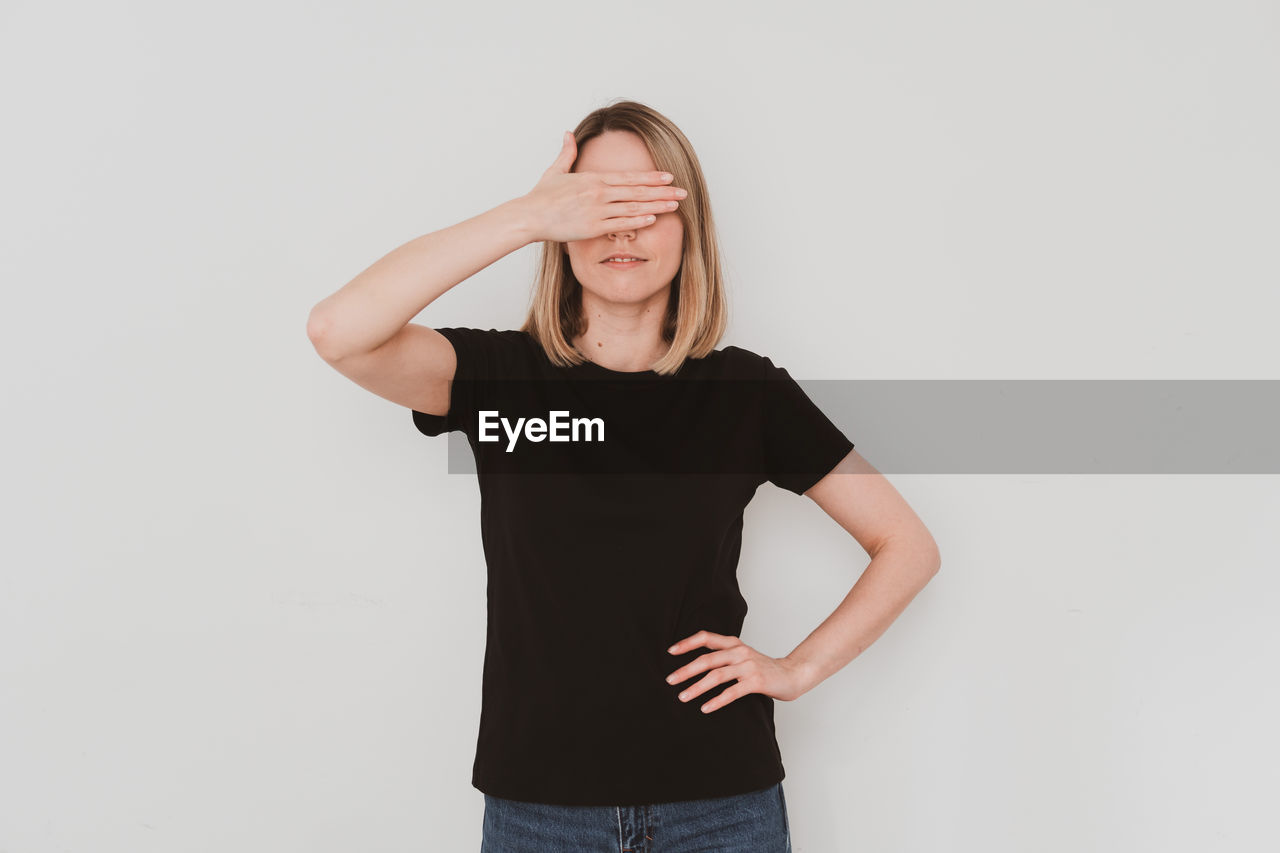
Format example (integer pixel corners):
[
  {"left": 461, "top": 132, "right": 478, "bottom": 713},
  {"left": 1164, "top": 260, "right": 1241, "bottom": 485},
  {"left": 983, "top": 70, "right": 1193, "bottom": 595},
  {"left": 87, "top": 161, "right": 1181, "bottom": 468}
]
[
  {"left": 712, "top": 344, "right": 784, "bottom": 378},
  {"left": 432, "top": 327, "right": 539, "bottom": 379}
]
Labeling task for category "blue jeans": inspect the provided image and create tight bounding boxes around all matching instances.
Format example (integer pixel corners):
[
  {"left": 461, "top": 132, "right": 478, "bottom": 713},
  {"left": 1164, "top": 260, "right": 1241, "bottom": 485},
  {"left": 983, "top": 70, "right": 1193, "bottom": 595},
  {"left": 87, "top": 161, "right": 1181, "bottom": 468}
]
[{"left": 480, "top": 781, "right": 791, "bottom": 852}]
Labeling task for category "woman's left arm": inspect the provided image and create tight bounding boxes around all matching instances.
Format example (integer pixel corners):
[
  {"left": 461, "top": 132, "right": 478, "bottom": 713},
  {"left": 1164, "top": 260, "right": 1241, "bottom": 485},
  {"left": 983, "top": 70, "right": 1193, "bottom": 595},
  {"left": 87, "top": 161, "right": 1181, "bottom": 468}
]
[
  {"left": 782, "top": 447, "right": 942, "bottom": 695},
  {"left": 664, "top": 448, "right": 941, "bottom": 711}
]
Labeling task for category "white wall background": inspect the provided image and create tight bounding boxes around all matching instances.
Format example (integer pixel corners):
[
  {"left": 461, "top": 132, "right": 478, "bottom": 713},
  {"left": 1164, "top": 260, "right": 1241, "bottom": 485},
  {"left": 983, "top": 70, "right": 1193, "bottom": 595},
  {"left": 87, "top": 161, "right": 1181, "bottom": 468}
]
[{"left": 2, "top": 1, "right": 1277, "bottom": 850}]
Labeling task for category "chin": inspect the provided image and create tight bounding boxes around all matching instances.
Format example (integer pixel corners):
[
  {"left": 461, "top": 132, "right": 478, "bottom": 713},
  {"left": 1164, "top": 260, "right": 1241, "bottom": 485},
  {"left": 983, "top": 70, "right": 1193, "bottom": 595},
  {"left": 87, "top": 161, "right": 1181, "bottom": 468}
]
[{"left": 585, "top": 277, "right": 669, "bottom": 303}]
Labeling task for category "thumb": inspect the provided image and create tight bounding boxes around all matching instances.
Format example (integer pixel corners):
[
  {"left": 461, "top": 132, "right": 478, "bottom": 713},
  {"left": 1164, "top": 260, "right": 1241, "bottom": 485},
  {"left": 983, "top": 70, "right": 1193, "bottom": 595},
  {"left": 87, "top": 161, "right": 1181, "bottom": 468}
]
[{"left": 546, "top": 130, "right": 577, "bottom": 174}]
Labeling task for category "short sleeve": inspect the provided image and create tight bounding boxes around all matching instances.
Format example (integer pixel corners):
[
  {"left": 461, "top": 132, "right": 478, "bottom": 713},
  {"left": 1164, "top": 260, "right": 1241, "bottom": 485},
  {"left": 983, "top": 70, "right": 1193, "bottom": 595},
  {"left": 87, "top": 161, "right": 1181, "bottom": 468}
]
[
  {"left": 761, "top": 356, "right": 855, "bottom": 495},
  {"left": 410, "top": 327, "right": 522, "bottom": 438}
]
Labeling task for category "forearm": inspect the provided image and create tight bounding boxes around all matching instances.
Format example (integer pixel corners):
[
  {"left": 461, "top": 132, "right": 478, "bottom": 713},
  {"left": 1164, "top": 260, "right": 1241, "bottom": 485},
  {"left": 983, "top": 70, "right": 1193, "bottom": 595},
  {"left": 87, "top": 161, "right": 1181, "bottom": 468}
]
[
  {"left": 784, "top": 538, "right": 941, "bottom": 695},
  {"left": 307, "top": 196, "right": 537, "bottom": 361}
]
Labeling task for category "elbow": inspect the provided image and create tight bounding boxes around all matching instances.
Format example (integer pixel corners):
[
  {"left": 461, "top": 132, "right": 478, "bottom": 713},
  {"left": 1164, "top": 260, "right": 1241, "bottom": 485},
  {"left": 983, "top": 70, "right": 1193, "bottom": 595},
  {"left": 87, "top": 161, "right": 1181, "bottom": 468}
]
[
  {"left": 868, "top": 531, "right": 941, "bottom": 577},
  {"left": 306, "top": 302, "right": 330, "bottom": 344},
  {"left": 903, "top": 535, "right": 941, "bottom": 578},
  {"left": 306, "top": 304, "right": 347, "bottom": 362},
  {"left": 924, "top": 537, "right": 942, "bottom": 575}
]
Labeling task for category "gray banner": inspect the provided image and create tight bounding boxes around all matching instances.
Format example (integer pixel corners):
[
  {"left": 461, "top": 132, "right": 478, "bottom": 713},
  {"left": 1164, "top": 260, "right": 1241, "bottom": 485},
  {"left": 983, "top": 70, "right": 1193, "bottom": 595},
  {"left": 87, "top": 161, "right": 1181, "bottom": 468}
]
[{"left": 440, "top": 380, "right": 1280, "bottom": 474}]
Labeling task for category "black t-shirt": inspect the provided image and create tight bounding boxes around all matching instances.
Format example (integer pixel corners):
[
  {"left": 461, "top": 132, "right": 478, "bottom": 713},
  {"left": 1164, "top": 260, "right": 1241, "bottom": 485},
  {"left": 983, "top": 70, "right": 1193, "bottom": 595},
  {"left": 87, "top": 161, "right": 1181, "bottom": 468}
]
[{"left": 410, "top": 327, "right": 854, "bottom": 806}]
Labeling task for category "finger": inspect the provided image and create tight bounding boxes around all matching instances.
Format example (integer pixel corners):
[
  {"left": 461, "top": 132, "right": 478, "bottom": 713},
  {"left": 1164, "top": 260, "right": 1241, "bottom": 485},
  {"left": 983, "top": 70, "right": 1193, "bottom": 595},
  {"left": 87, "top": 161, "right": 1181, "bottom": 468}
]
[
  {"left": 603, "top": 199, "right": 680, "bottom": 220},
  {"left": 596, "top": 214, "right": 657, "bottom": 232},
  {"left": 668, "top": 630, "right": 739, "bottom": 654},
  {"left": 698, "top": 680, "right": 751, "bottom": 714},
  {"left": 599, "top": 170, "right": 674, "bottom": 187},
  {"left": 665, "top": 648, "right": 733, "bottom": 686},
  {"left": 676, "top": 663, "right": 745, "bottom": 706},
  {"left": 601, "top": 184, "right": 686, "bottom": 204},
  {"left": 546, "top": 130, "right": 577, "bottom": 174}
]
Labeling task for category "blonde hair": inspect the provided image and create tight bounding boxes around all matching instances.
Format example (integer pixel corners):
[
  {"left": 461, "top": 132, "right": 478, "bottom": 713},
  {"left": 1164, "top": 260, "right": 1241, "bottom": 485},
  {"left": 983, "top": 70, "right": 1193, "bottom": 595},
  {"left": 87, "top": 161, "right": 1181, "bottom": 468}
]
[{"left": 519, "top": 99, "right": 729, "bottom": 375}]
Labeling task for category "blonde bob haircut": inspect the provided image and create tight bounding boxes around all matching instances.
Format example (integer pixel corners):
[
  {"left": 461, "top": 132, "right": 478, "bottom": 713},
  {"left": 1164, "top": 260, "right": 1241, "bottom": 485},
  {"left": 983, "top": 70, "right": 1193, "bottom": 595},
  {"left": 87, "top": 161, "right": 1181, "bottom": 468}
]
[{"left": 519, "top": 99, "right": 729, "bottom": 375}]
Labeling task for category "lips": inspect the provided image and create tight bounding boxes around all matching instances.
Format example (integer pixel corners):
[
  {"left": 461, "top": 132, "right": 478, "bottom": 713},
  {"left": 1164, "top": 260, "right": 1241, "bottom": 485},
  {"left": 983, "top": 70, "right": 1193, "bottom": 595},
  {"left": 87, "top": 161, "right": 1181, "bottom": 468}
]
[{"left": 601, "top": 254, "right": 646, "bottom": 262}]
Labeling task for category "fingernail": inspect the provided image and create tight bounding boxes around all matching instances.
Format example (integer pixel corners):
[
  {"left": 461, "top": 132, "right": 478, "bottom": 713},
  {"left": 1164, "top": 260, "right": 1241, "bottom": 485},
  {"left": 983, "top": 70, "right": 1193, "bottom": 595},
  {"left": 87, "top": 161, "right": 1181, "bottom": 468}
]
[
  {"left": 668, "top": 645, "right": 678, "bottom": 653},
  {"left": 679, "top": 692, "right": 688, "bottom": 701},
  {"left": 665, "top": 675, "right": 676, "bottom": 684}
]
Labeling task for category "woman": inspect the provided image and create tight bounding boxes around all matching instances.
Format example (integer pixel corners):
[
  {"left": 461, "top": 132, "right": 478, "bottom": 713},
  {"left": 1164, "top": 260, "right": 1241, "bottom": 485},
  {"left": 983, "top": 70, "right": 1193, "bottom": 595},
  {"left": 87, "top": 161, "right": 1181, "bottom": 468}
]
[{"left": 307, "top": 100, "right": 941, "bottom": 852}]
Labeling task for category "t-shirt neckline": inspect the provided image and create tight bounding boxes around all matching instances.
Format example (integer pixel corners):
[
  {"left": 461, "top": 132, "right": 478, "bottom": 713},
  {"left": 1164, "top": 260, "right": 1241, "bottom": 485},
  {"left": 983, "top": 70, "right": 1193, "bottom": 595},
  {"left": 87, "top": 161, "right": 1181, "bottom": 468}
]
[
  {"left": 515, "top": 331, "right": 696, "bottom": 380},
  {"left": 571, "top": 358, "right": 675, "bottom": 380}
]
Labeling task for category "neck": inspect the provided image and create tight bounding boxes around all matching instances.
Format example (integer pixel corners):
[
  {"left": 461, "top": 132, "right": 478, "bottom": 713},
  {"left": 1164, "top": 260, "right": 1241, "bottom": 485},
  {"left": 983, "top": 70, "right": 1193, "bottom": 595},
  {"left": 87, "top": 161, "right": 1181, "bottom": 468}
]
[{"left": 573, "top": 291, "right": 670, "bottom": 372}]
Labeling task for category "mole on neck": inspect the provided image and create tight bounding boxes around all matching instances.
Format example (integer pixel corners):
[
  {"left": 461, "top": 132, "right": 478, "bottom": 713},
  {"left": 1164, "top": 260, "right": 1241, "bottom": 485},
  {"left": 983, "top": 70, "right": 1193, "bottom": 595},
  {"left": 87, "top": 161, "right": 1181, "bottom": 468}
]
[{"left": 573, "top": 336, "right": 666, "bottom": 373}]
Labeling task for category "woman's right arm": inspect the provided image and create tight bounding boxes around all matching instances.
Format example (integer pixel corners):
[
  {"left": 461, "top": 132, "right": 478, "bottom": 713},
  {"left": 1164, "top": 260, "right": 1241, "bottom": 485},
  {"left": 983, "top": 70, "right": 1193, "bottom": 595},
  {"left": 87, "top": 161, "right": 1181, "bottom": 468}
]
[
  {"left": 305, "top": 196, "right": 536, "bottom": 416},
  {"left": 307, "top": 130, "right": 681, "bottom": 416}
]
